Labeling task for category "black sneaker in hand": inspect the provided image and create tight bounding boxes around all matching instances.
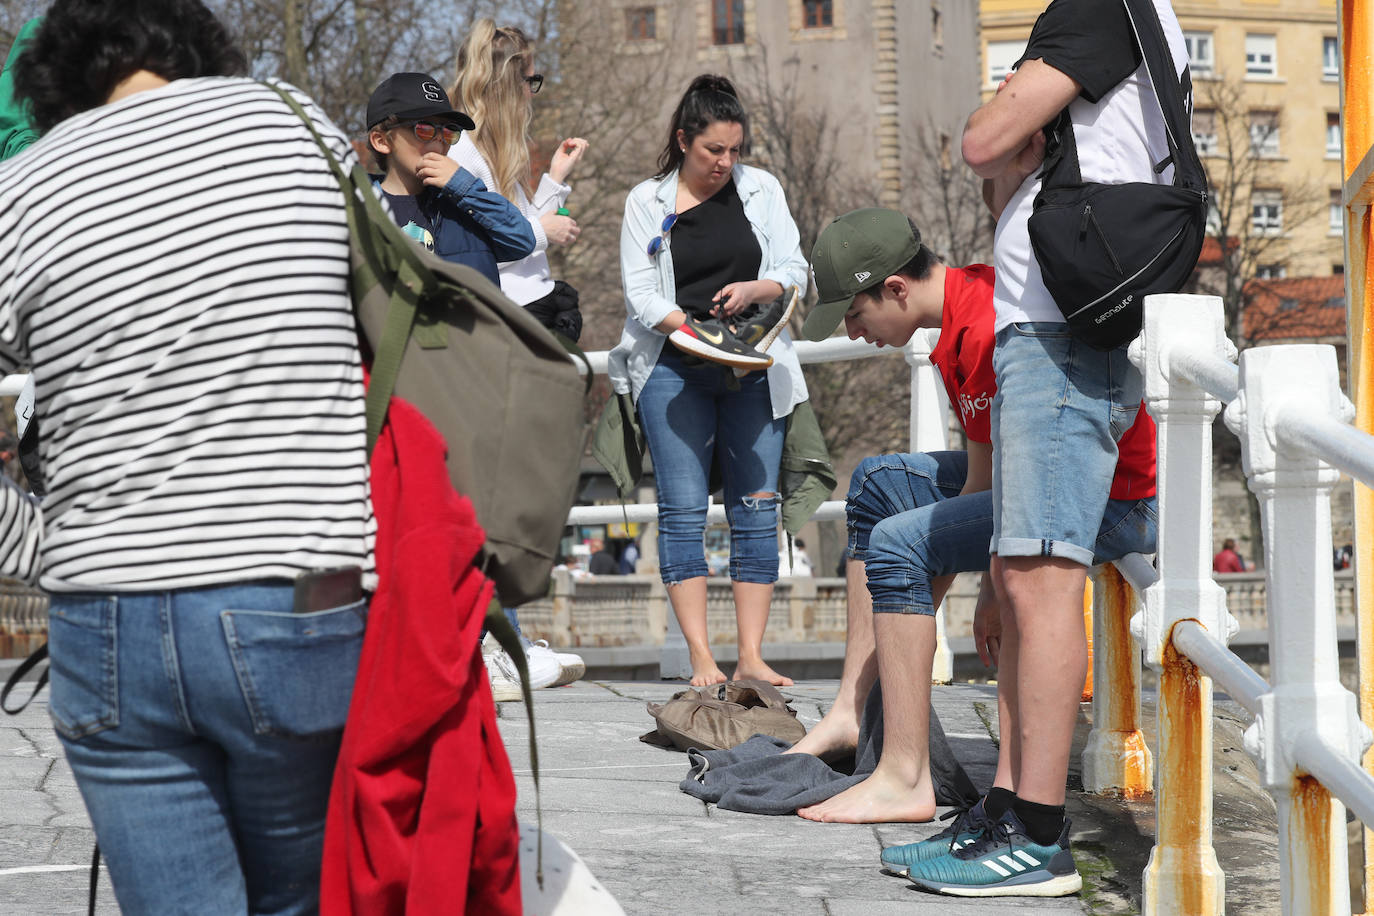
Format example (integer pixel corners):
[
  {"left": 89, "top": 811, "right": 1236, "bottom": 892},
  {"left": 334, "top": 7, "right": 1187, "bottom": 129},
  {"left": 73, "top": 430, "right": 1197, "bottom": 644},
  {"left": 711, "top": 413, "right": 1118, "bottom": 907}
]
[
  {"left": 731, "top": 285, "right": 800, "bottom": 354},
  {"left": 668, "top": 315, "right": 773, "bottom": 369}
]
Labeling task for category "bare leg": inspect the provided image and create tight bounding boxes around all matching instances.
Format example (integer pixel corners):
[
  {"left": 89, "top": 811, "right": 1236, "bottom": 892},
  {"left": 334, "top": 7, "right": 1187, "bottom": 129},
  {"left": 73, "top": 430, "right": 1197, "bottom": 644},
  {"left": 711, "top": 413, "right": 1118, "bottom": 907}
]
[
  {"left": 989, "top": 554, "right": 1018, "bottom": 793},
  {"left": 998, "top": 556, "right": 1088, "bottom": 806},
  {"left": 785, "top": 557, "right": 874, "bottom": 757},
  {"left": 797, "top": 610, "right": 938, "bottom": 823},
  {"left": 732, "top": 580, "right": 792, "bottom": 686},
  {"left": 667, "top": 577, "right": 727, "bottom": 686}
]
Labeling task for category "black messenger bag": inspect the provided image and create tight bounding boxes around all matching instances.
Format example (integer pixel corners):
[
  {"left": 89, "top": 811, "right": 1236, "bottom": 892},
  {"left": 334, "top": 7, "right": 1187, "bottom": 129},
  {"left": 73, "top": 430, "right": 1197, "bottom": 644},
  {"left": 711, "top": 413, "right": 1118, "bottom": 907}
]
[{"left": 1027, "top": 0, "right": 1208, "bottom": 350}]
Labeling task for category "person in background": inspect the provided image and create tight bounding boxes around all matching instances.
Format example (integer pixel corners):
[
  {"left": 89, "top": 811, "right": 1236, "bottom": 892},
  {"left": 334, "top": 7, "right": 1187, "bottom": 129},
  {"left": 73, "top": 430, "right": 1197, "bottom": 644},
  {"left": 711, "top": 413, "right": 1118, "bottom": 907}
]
[
  {"left": 364, "top": 71, "right": 533, "bottom": 282},
  {"left": 2, "top": 1, "right": 375, "bottom": 910},
  {"left": 1213, "top": 537, "right": 1246, "bottom": 573},
  {"left": 778, "top": 537, "right": 813, "bottom": 577},
  {"left": 449, "top": 19, "right": 588, "bottom": 341},
  {"left": 448, "top": 20, "right": 587, "bottom": 693},
  {"left": 588, "top": 539, "right": 619, "bottom": 576},
  {"left": 619, "top": 538, "right": 641, "bottom": 575},
  {"left": 609, "top": 74, "right": 809, "bottom": 687}
]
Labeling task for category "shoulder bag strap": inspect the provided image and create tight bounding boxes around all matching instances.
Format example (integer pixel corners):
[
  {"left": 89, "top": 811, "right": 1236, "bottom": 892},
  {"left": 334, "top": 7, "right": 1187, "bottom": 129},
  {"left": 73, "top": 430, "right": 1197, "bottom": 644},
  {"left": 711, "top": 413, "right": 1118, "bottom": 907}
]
[{"left": 1121, "top": 0, "right": 1207, "bottom": 190}]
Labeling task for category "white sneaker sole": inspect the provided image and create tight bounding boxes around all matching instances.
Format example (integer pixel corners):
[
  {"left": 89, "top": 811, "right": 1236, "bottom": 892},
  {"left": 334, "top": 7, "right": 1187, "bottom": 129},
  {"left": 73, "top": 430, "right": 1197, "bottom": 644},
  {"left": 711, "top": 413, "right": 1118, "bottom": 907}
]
[
  {"left": 915, "top": 871, "right": 1083, "bottom": 898},
  {"left": 550, "top": 658, "right": 586, "bottom": 687}
]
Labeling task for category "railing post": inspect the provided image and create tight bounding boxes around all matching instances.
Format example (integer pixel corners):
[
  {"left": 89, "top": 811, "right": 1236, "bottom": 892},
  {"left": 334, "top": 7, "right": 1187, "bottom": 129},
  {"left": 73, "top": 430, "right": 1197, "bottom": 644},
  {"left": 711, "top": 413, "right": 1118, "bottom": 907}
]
[
  {"left": 1233, "top": 344, "right": 1359, "bottom": 915},
  {"left": 904, "top": 329, "right": 954, "bottom": 683},
  {"left": 1135, "top": 294, "right": 1232, "bottom": 916},
  {"left": 1082, "top": 563, "right": 1153, "bottom": 797},
  {"left": 550, "top": 567, "right": 574, "bottom": 646}
]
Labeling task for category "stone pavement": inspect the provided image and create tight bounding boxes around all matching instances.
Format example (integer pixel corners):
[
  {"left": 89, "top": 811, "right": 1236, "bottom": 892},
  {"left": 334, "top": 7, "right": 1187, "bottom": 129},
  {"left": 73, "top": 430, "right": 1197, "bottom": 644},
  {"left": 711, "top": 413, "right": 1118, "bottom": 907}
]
[{"left": 0, "top": 665, "right": 1286, "bottom": 915}]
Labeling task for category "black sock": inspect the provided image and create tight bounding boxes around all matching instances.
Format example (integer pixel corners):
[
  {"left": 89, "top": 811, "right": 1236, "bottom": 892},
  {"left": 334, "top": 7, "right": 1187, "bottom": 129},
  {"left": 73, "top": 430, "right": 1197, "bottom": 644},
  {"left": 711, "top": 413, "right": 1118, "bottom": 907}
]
[
  {"left": 1012, "top": 798, "right": 1066, "bottom": 846},
  {"left": 983, "top": 786, "right": 1016, "bottom": 821}
]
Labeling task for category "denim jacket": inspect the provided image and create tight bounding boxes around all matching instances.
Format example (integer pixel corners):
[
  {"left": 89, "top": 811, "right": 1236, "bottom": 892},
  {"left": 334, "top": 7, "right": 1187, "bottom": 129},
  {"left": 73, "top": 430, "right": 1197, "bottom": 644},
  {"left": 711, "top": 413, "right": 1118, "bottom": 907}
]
[
  {"left": 370, "top": 168, "right": 535, "bottom": 286},
  {"left": 609, "top": 164, "right": 810, "bottom": 420}
]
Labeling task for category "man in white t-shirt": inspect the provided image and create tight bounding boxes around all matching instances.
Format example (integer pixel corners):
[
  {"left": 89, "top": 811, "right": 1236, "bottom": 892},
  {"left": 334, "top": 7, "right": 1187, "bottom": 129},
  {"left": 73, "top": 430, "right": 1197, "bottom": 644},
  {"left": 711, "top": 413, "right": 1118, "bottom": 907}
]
[{"left": 897, "top": 0, "right": 1186, "bottom": 897}]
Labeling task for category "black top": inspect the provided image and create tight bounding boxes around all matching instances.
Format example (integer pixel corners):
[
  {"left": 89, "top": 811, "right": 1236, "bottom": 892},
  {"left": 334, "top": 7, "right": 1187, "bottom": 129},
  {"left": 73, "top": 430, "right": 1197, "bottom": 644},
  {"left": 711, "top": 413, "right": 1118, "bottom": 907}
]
[
  {"left": 670, "top": 180, "right": 763, "bottom": 321},
  {"left": 1020, "top": 0, "right": 1142, "bottom": 102}
]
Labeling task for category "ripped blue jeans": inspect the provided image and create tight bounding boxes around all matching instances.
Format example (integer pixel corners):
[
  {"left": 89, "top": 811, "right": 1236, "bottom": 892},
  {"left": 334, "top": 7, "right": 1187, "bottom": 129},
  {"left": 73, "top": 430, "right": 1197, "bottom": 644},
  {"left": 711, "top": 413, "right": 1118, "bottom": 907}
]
[{"left": 637, "top": 347, "right": 785, "bottom": 584}]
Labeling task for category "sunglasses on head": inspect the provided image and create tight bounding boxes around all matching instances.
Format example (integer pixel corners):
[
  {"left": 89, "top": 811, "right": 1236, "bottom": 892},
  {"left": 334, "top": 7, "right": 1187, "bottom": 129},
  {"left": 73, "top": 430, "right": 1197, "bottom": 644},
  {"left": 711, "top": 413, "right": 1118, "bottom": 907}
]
[
  {"left": 646, "top": 212, "right": 678, "bottom": 257},
  {"left": 523, "top": 74, "right": 545, "bottom": 94},
  {"left": 398, "top": 120, "right": 464, "bottom": 144}
]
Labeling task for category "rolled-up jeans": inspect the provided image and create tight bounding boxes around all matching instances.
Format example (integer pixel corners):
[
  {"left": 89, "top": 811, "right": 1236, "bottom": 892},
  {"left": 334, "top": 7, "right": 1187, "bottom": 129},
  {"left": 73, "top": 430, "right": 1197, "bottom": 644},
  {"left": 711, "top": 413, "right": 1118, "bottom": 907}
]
[
  {"left": 637, "top": 347, "right": 785, "bottom": 585},
  {"left": 848, "top": 451, "right": 1157, "bottom": 615},
  {"left": 46, "top": 581, "right": 366, "bottom": 915}
]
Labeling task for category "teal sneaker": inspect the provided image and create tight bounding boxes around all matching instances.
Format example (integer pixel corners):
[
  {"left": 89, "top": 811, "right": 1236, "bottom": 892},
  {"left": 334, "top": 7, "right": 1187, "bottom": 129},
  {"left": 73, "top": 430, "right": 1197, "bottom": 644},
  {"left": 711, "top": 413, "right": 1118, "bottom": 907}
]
[
  {"left": 879, "top": 799, "right": 992, "bottom": 877},
  {"left": 906, "top": 810, "right": 1083, "bottom": 897}
]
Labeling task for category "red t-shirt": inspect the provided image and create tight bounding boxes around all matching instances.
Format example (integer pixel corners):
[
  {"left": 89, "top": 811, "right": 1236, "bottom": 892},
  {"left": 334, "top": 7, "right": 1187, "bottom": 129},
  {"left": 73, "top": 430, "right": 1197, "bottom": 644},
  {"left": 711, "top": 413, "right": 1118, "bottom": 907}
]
[{"left": 928, "top": 264, "right": 1156, "bottom": 500}]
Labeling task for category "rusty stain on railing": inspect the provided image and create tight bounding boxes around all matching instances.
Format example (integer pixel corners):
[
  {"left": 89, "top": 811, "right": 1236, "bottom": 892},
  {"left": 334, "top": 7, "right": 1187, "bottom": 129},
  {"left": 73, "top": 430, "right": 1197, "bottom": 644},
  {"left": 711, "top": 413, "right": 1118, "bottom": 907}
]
[
  {"left": 1084, "top": 563, "right": 1153, "bottom": 798},
  {"left": 1290, "top": 774, "right": 1338, "bottom": 916},
  {"left": 1154, "top": 631, "right": 1217, "bottom": 916},
  {"left": 1082, "top": 579, "right": 1095, "bottom": 702}
]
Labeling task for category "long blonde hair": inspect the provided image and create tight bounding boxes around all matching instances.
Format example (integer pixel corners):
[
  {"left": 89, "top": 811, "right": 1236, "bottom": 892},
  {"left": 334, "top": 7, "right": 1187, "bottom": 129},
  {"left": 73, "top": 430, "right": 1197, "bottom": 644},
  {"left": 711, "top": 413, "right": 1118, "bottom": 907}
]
[{"left": 450, "top": 20, "right": 534, "bottom": 202}]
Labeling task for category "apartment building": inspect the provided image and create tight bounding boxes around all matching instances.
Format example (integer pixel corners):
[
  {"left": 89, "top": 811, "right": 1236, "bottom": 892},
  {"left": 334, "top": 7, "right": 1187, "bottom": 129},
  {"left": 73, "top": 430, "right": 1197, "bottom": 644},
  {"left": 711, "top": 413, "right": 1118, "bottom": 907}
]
[{"left": 979, "top": 0, "right": 1342, "bottom": 282}]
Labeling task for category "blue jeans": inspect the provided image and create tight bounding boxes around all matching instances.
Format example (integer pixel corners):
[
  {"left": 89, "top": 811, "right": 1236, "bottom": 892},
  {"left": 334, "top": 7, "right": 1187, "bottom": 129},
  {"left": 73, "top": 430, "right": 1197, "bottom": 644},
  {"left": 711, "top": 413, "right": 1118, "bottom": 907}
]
[
  {"left": 848, "top": 451, "right": 1157, "bottom": 614},
  {"left": 637, "top": 347, "right": 785, "bottom": 584},
  {"left": 47, "top": 582, "right": 367, "bottom": 915},
  {"left": 991, "top": 322, "right": 1143, "bottom": 566}
]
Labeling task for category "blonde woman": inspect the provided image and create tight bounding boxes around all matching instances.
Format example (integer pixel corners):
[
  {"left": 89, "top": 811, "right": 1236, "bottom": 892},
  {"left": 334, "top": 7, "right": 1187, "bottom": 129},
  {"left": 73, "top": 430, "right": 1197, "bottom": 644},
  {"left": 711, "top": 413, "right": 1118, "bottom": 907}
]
[
  {"left": 449, "top": 20, "right": 588, "bottom": 693},
  {"left": 449, "top": 20, "right": 588, "bottom": 340}
]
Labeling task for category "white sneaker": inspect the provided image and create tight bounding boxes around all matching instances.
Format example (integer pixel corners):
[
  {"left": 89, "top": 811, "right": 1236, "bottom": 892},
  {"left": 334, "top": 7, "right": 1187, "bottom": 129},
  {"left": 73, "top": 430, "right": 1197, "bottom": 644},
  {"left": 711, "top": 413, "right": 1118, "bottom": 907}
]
[
  {"left": 528, "top": 639, "right": 585, "bottom": 687},
  {"left": 483, "top": 646, "right": 523, "bottom": 703}
]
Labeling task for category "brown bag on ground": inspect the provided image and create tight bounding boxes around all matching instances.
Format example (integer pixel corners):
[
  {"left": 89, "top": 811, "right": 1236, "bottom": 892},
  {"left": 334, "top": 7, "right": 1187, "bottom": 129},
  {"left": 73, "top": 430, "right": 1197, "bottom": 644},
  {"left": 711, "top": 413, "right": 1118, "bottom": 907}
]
[{"left": 640, "top": 680, "right": 806, "bottom": 751}]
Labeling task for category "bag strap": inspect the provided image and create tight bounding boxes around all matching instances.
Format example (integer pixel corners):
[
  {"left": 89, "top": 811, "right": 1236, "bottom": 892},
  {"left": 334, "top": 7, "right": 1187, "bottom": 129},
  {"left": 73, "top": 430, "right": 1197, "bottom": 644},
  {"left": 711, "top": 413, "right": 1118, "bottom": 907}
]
[
  {"left": 1121, "top": 0, "right": 1206, "bottom": 190},
  {"left": 1, "top": 643, "right": 47, "bottom": 715},
  {"left": 1040, "top": 1, "right": 1203, "bottom": 193}
]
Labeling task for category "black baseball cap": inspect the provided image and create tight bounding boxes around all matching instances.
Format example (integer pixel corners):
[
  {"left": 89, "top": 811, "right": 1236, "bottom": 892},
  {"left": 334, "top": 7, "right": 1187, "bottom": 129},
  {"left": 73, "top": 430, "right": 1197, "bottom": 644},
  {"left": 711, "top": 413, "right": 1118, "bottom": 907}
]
[{"left": 366, "top": 72, "right": 476, "bottom": 131}]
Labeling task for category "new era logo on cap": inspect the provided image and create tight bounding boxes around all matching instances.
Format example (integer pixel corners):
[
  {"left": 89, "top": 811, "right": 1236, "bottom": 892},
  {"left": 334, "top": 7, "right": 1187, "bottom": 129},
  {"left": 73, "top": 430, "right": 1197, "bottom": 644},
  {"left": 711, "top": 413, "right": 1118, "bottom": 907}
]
[{"left": 854, "top": 271, "right": 872, "bottom": 283}]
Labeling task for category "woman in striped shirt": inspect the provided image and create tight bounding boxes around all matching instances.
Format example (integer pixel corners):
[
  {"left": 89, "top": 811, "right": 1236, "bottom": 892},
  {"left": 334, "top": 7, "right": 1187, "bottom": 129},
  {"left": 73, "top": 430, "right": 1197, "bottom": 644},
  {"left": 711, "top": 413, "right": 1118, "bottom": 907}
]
[{"left": 2, "top": 1, "right": 374, "bottom": 912}]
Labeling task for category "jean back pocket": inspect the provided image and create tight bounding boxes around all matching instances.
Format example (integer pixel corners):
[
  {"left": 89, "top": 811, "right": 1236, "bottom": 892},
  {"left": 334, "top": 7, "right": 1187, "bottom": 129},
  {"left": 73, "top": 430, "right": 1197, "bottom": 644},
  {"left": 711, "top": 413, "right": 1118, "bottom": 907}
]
[
  {"left": 47, "top": 596, "right": 119, "bottom": 741},
  {"left": 221, "top": 600, "right": 367, "bottom": 740}
]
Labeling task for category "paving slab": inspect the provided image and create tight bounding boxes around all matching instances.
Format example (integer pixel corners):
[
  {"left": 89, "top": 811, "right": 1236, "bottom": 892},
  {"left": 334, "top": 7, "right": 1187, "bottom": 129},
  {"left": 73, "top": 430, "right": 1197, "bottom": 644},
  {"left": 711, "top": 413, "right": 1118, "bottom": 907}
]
[{"left": 0, "top": 669, "right": 1297, "bottom": 915}]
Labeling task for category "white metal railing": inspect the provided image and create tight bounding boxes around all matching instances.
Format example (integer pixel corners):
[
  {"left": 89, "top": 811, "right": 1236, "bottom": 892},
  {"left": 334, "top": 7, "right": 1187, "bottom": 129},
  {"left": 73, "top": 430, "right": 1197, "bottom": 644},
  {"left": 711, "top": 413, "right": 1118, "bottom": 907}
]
[
  {"left": 1131, "top": 294, "right": 1374, "bottom": 915},
  {"left": 569, "top": 328, "right": 959, "bottom": 679}
]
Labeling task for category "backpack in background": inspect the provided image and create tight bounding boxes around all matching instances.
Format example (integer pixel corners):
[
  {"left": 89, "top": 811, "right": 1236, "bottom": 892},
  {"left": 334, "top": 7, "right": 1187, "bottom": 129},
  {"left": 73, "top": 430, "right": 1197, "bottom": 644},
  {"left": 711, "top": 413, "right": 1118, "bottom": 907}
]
[
  {"left": 268, "top": 84, "right": 584, "bottom": 606},
  {"left": 1027, "top": 0, "right": 1208, "bottom": 350}
]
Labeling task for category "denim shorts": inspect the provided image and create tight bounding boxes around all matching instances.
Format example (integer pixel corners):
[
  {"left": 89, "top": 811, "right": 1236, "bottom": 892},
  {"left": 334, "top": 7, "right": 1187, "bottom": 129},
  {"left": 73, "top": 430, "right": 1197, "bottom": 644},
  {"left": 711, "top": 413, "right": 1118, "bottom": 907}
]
[{"left": 990, "top": 321, "right": 1143, "bottom": 566}]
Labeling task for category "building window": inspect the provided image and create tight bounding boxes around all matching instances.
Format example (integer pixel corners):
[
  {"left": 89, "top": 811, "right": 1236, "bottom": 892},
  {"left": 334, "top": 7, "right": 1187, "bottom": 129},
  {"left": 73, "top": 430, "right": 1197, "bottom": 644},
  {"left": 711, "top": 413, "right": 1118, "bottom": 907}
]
[
  {"left": 1258, "top": 264, "right": 1287, "bottom": 281},
  {"left": 1252, "top": 190, "right": 1283, "bottom": 235},
  {"left": 1325, "top": 295, "right": 1345, "bottom": 309},
  {"left": 1323, "top": 36, "right": 1339, "bottom": 79},
  {"left": 1278, "top": 296, "right": 1298, "bottom": 310},
  {"left": 1193, "top": 108, "right": 1217, "bottom": 156},
  {"left": 1331, "top": 190, "right": 1343, "bottom": 233},
  {"left": 713, "top": 0, "right": 744, "bottom": 44},
  {"left": 1207, "top": 199, "right": 1222, "bottom": 236},
  {"left": 1248, "top": 111, "right": 1280, "bottom": 158},
  {"left": 1184, "top": 31, "right": 1214, "bottom": 76},
  {"left": 802, "top": 0, "right": 832, "bottom": 28},
  {"left": 1327, "top": 113, "right": 1341, "bottom": 159},
  {"left": 986, "top": 40, "right": 1024, "bottom": 86},
  {"left": 1246, "top": 34, "right": 1277, "bottom": 78},
  {"left": 1335, "top": 263, "right": 1346, "bottom": 275},
  {"left": 626, "top": 7, "right": 656, "bottom": 41}
]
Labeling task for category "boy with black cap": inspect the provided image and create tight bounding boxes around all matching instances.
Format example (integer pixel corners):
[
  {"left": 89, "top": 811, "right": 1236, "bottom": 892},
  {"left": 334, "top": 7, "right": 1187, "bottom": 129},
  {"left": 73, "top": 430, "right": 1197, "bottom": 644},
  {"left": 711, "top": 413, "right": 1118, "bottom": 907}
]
[
  {"left": 786, "top": 210, "right": 1157, "bottom": 865},
  {"left": 366, "top": 72, "right": 534, "bottom": 284}
]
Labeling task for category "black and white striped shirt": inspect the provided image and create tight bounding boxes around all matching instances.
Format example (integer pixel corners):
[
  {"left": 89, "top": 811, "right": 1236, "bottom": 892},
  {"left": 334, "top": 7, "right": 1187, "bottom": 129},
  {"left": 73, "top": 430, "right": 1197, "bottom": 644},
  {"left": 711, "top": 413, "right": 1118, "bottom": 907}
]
[{"left": 0, "top": 77, "right": 376, "bottom": 592}]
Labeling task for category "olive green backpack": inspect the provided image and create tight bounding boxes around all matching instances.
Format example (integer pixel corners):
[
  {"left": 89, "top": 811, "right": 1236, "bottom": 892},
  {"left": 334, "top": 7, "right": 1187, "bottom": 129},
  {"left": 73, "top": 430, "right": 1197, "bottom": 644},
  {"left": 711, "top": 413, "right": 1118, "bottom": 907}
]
[{"left": 269, "top": 83, "right": 584, "bottom": 608}]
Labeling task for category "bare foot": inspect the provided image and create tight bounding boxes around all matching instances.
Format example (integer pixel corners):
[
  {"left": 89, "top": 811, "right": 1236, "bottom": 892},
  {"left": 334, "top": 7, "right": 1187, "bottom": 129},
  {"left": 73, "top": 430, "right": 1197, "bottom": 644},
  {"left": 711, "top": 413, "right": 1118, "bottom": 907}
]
[
  {"left": 733, "top": 660, "right": 794, "bottom": 687},
  {"left": 689, "top": 664, "right": 728, "bottom": 687},
  {"left": 784, "top": 709, "right": 859, "bottom": 758},
  {"left": 796, "top": 767, "right": 937, "bottom": 824}
]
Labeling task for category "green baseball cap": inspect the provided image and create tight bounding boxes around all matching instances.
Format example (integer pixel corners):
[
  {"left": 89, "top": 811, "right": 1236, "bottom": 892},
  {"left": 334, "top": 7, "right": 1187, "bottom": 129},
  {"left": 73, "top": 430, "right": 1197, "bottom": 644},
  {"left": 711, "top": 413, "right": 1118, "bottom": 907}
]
[{"left": 803, "top": 208, "right": 920, "bottom": 341}]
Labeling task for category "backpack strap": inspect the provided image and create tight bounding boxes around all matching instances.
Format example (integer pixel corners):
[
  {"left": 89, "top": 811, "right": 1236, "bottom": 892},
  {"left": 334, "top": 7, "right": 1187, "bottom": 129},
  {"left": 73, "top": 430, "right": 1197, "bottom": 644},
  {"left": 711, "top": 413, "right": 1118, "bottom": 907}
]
[{"left": 1, "top": 643, "right": 48, "bottom": 715}]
